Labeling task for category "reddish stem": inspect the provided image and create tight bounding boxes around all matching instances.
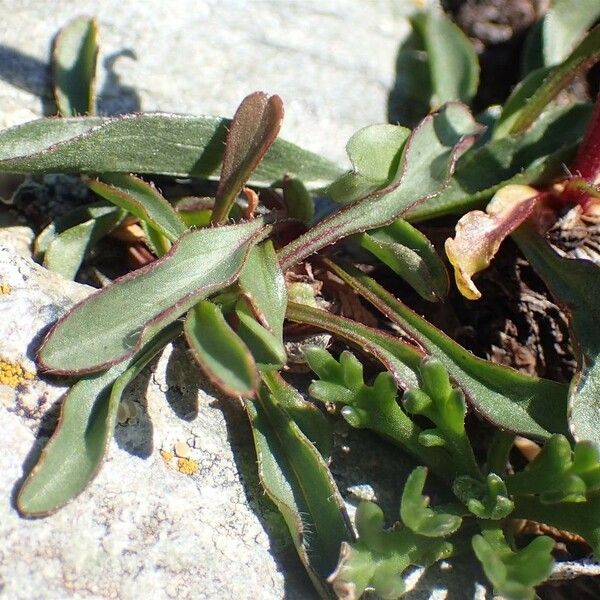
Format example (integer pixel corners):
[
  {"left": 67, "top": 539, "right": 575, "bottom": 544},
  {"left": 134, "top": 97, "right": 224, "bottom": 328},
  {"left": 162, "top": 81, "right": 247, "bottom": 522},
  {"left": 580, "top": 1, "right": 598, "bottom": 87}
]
[
  {"left": 558, "top": 94, "right": 600, "bottom": 208},
  {"left": 571, "top": 94, "right": 600, "bottom": 181}
]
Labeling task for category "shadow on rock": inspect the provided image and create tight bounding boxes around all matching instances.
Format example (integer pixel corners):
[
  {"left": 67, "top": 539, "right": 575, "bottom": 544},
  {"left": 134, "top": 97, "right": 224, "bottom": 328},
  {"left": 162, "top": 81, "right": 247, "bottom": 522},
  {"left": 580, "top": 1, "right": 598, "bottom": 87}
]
[
  {"left": 216, "top": 392, "right": 318, "bottom": 600},
  {"left": 0, "top": 43, "right": 141, "bottom": 117},
  {"left": 113, "top": 361, "right": 155, "bottom": 459},
  {"left": 163, "top": 344, "right": 200, "bottom": 421}
]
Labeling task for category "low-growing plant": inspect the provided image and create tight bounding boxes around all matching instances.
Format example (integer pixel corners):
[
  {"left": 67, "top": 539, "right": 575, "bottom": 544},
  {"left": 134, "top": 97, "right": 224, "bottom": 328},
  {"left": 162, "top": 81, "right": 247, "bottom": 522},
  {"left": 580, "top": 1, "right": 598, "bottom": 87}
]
[{"left": 5, "top": 5, "right": 600, "bottom": 598}]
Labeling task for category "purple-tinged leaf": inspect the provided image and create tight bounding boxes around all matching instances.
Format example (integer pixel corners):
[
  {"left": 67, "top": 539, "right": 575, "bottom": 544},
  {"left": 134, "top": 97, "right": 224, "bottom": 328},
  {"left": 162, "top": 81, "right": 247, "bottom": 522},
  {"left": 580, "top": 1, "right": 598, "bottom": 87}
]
[
  {"left": 211, "top": 92, "right": 284, "bottom": 223},
  {"left": 277, "top": 103, "right": 481, "bottom": 271},
  {"left": 184, "top": 300, "right": 258, "bottom": 398},
  {"left": 38, "top": 219, "right": 268, "bottom": 375},
  {"left": 89, "top": 173, "right": 186, "bottom": 242}
]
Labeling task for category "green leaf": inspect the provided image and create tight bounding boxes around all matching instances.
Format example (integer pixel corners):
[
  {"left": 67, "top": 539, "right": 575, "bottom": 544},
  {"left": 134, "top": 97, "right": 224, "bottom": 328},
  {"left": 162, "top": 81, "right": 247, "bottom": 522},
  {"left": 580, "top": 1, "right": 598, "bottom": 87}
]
[
  {"left": 325, "top": 259, "right": 568, "bottom": 439},
  {"left": 508, "top": 25, "right": 600, "bottom": 135},
  {"left": 305, "top": 348, "right": 452, "bottom": 476},
  {"left": 506, "top": 435, "right": 600, "bottom": 503},
  {"left": 513, "top": 226, "right": 600, "bottom": 444},
  {"left": 261, "top": 369, "right": 332, "bottom": 460},
  {"left": 493, "top": 66, "right": 554, "bottom": 139},
  {"left": 89, "top": 173, "right": 186, "bottom": 242},
  {"left": 403, "top": 358, "right": 480, "bottom": 478},
  {"left": 329, "top": 498, "right": 455, "bottom": 600},
  {"left": 211, "top": 92, "right": 284, "bottom": 223},
  {"left": 400, "top": 467, "right": 462, "bottom": 537},
  {"left": 34, "top": 202, "right": 113, "bottom": 258},
  {"left": 282, "top": 177, "right": 314, "bottom": 225},
  {"left": 522, "top": 0, "right": 600, "bottom": 73},
  {"left": 411, "top": 11, "right": 479, "bottom": 107},
  {"left": 17, "top": 323, "right": 180, "bottom": 516},
  {"left": 387, "top": 29, "right": 433, "bottom": 129},
  {"left": 472, "top": 527, "right": 554, "bottom": 600},
  {"left": 52, "top": 16, "right": 98, "bottom": 116},
  {"left": 38, "top": 219, "right": 268, "bottom": 375},
  {"left": 234, "top": 299, "right": 287, "bottom": 368},
  {"left": 184, "top": 300, "right": 258, "bottom": 398},
  {"left": 453, "top": 474, "right": 514, "bottom": 520},
  {"left": 286, "top": 301, "right": 422, "bottom": 391},
  {"left": 245, "top": 385, "right": 351, "bottom": 594},
  {"left": 238, "top": 240, "right": 287, "bottom": 341},
  {"left": 405, "top": 104, "right": 591, "bottom": 222},
  {"left": 277, "top": 103, "right": 481, "bottom": 271},
  {"left": 327, "top": 123, "right": 410, "bottom": 205},
  {"left": 358, "top": 219, "right": 449, "bottom": 302},
  {"left": 0, "top": 114, "right": 342, "bottom": 189},
  {"left": 42, "top": 204, "right": 125, "bottom": 279}
]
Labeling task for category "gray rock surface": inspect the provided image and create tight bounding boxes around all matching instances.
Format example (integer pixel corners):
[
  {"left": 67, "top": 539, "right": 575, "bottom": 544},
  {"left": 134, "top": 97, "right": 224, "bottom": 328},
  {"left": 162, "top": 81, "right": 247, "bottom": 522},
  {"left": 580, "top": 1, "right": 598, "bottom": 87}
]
[
  {"left": 0, "top": 225, "right": 317, "bottom": 600},
  {"left": 0, "top": 0, "right": 417, "bottom": 164}
]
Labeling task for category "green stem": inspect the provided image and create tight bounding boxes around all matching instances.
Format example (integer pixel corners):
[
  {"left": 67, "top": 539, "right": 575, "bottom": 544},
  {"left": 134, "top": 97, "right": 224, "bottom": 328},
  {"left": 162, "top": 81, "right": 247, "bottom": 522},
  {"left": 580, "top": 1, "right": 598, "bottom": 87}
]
[
  {"left": 367, "top": 402, "right": 455, "bottom": 479},
  {"left": 487, "top": 431, "right": 515, "bottom": 476}
]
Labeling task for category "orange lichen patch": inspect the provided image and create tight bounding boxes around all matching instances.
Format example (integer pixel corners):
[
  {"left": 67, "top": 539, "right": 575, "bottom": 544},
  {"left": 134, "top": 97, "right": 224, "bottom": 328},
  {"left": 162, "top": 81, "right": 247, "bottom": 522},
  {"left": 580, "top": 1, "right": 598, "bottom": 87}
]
[
  {"left": 177, "top": 457, "right": 199, "bottom": 476},
  {"left": 160, "top": 449, "right": 174, "bottom": 463},
  {"left": 0, "top": 359, "right": 34, "bottom": 388},
  {"left": 0, "top": 283, "right": 11, "bottom": 295}
]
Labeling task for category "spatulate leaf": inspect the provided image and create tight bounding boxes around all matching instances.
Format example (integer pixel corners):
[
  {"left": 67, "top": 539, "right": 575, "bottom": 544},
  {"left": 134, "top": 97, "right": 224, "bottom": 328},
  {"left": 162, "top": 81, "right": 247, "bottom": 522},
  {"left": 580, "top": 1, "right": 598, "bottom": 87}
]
[
  {"left": 211, "top": 92, "right": 284, "bottom": 223},
  {"left": 18, "top": 323, "right": 180, "bottom": 516},
  {"left": 184, "top": 300, "right": 258, "bottom": 398},
  {"left": 52, "top": 16, "right": 98, "bottom": 116},
  {"left": 38, "top": 219, "right": 268, "bottom": 375}
]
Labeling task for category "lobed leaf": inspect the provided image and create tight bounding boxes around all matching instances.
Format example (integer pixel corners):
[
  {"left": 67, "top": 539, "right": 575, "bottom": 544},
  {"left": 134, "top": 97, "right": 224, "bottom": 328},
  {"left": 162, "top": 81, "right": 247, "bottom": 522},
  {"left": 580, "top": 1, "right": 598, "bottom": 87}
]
[
  {"left": 305, "top": 348, "right": 452, "bottom": 476},
  {"left": 38, "top": 219, "right": 268, "bottom": 375},
  {"left": 472, "top": 527, "right": 554, "bottom": 600},
  {"left": 277, "top": 103, "right": 481, "bottom": 271},
  {"left": 184, "top": 300, "right": 258, "bottom": 398},
  {"left": 329, "top": 495, "right": 455, "bottom": 600},
  {"left": 211, "top": 92, "right": 284, "bottom": 223},
  {"left": 89, "top": 173, "right": 186, "bottom": 242},
  {"left": 0, "top": 114, "right": 342, "bottom": 189},
  {"left": 403, "top": 358, "right": 480, "bottom": 478},
  {"left": 245, "top": 385, "right": 351, "bottom": 595},
  {"left": 52, "top": 16, "right": 98, "bottom": 116},
  {"left": 453, "top": 474, "right": 513, "bottom": 520},
  {"left": 325, "top": 259, "right": 569, "bottom": 439},
  {"left": 506, "top": 434, "right": 600, "bottom": 503},
  {"left": 18, "top": 323, "right": 180, "bottom": 516},
  {"left": 400, "top": 467, "right": 462, "bottom": 537}
]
